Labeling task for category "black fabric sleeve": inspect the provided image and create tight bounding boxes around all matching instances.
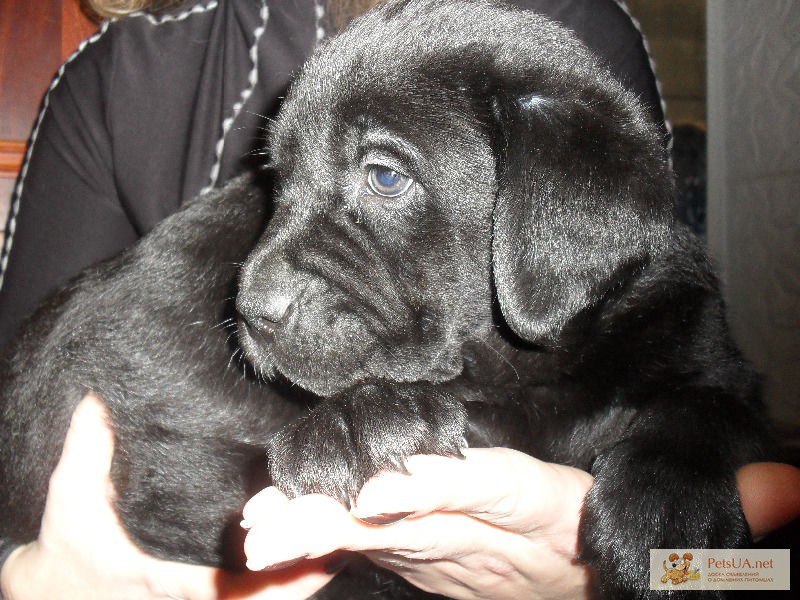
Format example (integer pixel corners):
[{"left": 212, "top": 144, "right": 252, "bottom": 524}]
[
  {"left": 0, "top": 29, "right": 139, "bottom": 349},
  {"left": 0, "top": 0, "right": 316, "bottom": 351}
]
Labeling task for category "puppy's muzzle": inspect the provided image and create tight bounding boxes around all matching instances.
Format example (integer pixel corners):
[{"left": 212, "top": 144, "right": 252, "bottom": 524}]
[{"left": 237, "top": 259, "right": 297, "bottom": 336}]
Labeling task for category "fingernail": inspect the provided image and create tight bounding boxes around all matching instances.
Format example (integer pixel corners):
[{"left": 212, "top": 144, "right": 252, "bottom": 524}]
[{"left": 357, "top": 511, "right": 413, "bottom": 525}]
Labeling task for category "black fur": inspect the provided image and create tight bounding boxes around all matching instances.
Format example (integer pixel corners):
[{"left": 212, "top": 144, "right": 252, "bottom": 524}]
[{"left": 0, "top": 1, "right": 773, "bottom": 598}]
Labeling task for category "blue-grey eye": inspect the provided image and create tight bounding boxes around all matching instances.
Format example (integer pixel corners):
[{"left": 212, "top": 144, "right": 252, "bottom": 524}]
[{"left": 366, "top": 165, "right": 413, "bottom": 197}]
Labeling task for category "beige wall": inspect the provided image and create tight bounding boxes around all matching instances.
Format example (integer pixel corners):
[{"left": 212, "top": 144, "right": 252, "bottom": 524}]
[
  {"left": 628, "top": 0, "right": 799, "bottom": 456},
  {"left": 706, "top": 0, "right": 799, "bottom": 456}
]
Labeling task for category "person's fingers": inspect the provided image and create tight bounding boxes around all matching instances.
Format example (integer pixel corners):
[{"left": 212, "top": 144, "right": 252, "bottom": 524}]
[
  {"left": 353, "top": 448, "right": 593, "bottom": 538},
  {"left": 148, "top": 538, "right": 335, "bottom": 600},
  {"left": 737, "top": 462, "right": 800, "bottom": 541},
  {"left": 49, "top": 393, "right": 115, "bottom": 494},
  {"left": 243, "top": 449, "right": 594, "bottom": 571},
  {"left": 150, "top": 561, "right": 335, "bottom": 600},
  {"left": 29, "top": 394, "right": 334, "bottom": 600},
  {"left": 242, "top": 486, "right": 291, "bottom": 529},
  {"left": 243, "top": 490, "right": 527, "bottom": 567},
  {"left": 242, "top": 487, "right": 587, "bottom": 600},
  {"left": 244, "top": 492, "right": 357, "bottom": 571}
]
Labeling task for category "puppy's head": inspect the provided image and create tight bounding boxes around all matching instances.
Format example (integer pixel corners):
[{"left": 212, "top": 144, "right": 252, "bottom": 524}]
[{"left": 237, "top": 0, "right": 675, "bottom": 396}]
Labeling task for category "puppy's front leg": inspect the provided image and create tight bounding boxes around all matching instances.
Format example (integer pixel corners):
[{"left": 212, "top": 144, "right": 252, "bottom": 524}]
[
  {"left": 578, "top": 392, "right": 769, "bottom": 600},
  {"left": 266, "top": 383, "right": 467, "bottom": 506}
]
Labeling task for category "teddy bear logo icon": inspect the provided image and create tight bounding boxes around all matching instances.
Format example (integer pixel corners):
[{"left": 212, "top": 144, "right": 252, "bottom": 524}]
[{"left": 661, "top": 552, "right": 702, "bottom": 585}]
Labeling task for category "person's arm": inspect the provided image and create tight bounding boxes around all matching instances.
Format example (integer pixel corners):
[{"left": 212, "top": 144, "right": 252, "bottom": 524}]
[
  {"left": 0, "top": 0, "right": 285, "bottom": 350},
  {"left": 0, "top": 2, "right": 321, "bottom": 592},
  {"left": 0, "top": 28, "right": 139, "bottom": 350},
  {"left": 0, "top": 33, "right": 144, "bottom": 585}
]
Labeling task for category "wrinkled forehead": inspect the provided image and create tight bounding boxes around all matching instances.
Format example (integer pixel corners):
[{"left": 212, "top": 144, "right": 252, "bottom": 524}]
[
  {"left": 271, "top": 14, "right": 489, "bottom": 163},
  {"left": 296, "top": 1, "right": 476, "bottom": 100},
  {"left": 268, "top": 0, "right": 595, "bottom": 170}
]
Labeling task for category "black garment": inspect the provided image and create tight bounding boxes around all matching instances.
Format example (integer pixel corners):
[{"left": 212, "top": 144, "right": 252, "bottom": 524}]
[
  {"left": 0, "top": 0, "right": 665, "bottom": 349},
  {"left": 0, "top": 0, "right": 321, "bottom": 348}
]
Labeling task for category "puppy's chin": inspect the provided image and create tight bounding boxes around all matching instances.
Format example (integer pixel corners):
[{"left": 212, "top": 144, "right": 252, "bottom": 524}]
[
  {"left": 236, "top": 317, "right": 368, "bottom": 397},
  {"left": 237, "top": 317, "right": 464, "bottom": 398}
]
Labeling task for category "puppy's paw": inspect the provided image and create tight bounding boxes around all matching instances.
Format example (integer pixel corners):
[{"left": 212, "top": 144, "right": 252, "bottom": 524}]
[
  {"left": 579, "top": 442, "right": 748, "bottom": 599},
  {"left": 267, "top": 383, "right": 467, "bottom": 506}
]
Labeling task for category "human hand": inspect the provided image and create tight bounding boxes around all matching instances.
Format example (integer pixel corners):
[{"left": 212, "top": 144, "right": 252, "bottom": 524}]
[
  {"left": 242, "top": 448, "right": 800, "bottom": 600},
  {"left": 242, "top": 448, "right": 594, "bottom": 600},
  {"left": 0, "top": 393, "right": 333, "bottom": 600},
  {"left": 737, "top": 461, "right": 800, "bottom": 541}
]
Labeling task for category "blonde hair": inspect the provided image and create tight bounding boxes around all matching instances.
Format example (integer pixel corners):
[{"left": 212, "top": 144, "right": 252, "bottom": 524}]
[
  {"left": 82, "top": 0, "right": 182, "bottom": 19},
  {"left": 83, "top": 0, "right": 381, "bottom": 25}
]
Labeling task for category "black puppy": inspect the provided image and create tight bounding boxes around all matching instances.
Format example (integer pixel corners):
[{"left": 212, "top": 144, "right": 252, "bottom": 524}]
[{"left": 0, "top": 1, "right": 773, "bottom": 598}]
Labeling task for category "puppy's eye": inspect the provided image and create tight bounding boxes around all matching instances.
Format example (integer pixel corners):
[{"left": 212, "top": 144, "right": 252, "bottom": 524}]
[{"left": 366, "top": 165, "right": 413, "bottom": 197}]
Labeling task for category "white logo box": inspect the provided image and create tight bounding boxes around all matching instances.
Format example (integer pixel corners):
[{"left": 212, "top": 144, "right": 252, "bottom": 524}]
[{"left": 649, "top": 549, "right": 790, "bottom": 591}]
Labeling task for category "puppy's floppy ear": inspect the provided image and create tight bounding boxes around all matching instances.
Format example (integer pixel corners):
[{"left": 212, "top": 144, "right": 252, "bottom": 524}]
[{"left": 490, "top": 81, "right": 674, "bottom": 345}]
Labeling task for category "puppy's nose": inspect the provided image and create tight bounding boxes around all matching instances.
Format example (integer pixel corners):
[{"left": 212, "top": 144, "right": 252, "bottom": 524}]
[
  {"left": 237, "top": 259, "right": 297, "bottom": 335},
  {"left": 239, "top": 296, "right": 293, "bottom": 335}
]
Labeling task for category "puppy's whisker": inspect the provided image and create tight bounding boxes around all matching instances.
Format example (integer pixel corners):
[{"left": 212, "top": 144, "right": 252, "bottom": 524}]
[
  {"left": 243, "top": 109, "right": 276, "bottom": 124},
  {"left": 477, "top": 338, "right": 519, "bottom": 381},
  {"left": 381, "top": 343, "right": 401, "bottom": 364},
  {"left": 212, "top": 317, "right": 236, "bottom": 330},
  {"left": 245, "top": 148, "right": 271, "bottom": 158},
  {"left": 231, "top": 125, "right": 260, "bottom": 134}
]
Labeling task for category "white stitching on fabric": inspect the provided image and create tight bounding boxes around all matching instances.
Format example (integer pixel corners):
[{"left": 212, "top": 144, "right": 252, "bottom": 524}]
[
  {"left": 612, "top": 0, "right": 674, "bottom": 157},
  {"left": 0, "top": 22, "right": 112, "bottom": 292},
  {"left": 314, "top": 0, "right": 327, "bottom": 44},
  {"left": 200, "top": 0, "right": 270, "bottom": 194},
  {"left": 130, "top": 0, "right": 219, "bottom": 26}
]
